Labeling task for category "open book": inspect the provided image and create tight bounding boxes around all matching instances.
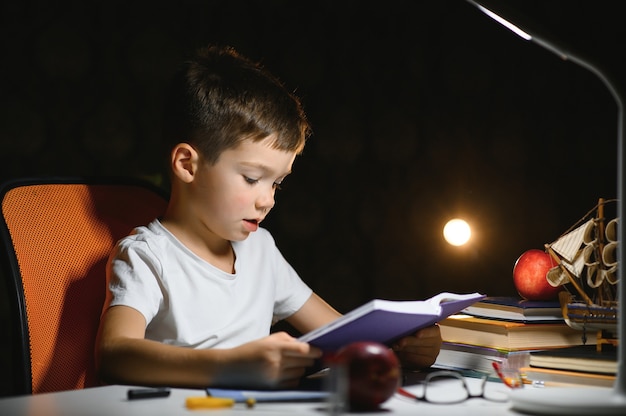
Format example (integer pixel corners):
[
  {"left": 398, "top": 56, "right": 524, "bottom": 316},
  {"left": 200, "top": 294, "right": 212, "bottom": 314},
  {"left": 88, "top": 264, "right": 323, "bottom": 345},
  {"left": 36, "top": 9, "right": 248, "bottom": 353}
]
[{"left": 298, "top": 292, "right": 485, "bottom": 352}]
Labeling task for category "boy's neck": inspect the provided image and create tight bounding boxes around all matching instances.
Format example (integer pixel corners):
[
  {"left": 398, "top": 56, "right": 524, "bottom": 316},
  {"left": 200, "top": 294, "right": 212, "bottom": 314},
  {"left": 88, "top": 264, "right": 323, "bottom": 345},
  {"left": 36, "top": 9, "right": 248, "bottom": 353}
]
[{"left": 160, "top": 216, "right": 236, "bottom": 274}]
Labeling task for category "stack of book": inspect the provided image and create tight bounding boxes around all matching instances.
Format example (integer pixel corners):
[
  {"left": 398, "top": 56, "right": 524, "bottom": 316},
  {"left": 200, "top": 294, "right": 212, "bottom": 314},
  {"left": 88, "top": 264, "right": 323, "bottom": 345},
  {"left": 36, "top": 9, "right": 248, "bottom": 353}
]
[
  {"left": 520, "top": 344, "right": 617, "bottom": 387},
  {"left": 434, "top": 296, "right": 599, "bottom": 380},
  {"left": 433, "top": 341, "right": 532, "bottom": 374},
  {"left": 461, "top": 296, "right": 566, "bottom": 323}
]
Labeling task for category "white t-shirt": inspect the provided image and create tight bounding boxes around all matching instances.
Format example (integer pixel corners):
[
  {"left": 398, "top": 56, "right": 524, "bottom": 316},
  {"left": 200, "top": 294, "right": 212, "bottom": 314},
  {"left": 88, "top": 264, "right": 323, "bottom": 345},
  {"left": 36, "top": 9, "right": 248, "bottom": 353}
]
[{"left": 105, "top": 219, "right": 313, "bottom": 349}]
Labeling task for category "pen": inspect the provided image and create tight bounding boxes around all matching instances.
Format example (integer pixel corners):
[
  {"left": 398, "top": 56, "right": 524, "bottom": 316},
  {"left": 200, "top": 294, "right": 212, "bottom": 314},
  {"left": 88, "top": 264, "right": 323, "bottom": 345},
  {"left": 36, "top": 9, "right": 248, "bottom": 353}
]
[
  {"left": 127, "top": 387, "right": 171, "bottom": 400},
  {"left": 491, "top": 361, "right": 522, "bottom": 388},
  {"left": 397, "top": 387, "right": 418, "bottom": 400},
  {"left": 185, "top": 396, "right": 236, "bottom": 409}
]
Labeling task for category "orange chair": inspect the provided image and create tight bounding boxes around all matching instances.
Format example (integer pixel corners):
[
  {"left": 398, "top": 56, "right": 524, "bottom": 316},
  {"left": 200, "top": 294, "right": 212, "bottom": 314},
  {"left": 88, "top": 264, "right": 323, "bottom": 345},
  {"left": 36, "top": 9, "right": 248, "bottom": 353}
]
[{"left": 0, "top": 178, "right": 168, "bottom": 395}]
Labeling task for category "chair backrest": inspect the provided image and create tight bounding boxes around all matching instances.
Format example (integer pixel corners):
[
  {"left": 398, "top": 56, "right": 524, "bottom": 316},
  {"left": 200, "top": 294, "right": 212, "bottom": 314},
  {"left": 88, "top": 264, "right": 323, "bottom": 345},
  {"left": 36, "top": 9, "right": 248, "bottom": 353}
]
[{"left": 0, "top": 178, "right": 168, "bottom": 395}]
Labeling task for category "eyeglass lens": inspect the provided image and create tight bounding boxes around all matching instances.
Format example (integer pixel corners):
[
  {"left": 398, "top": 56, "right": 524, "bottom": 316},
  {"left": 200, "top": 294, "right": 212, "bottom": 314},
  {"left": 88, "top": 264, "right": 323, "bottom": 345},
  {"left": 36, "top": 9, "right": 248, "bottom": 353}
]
[{"left": 414, "top": 371, "right": 511, "bottom": 404}]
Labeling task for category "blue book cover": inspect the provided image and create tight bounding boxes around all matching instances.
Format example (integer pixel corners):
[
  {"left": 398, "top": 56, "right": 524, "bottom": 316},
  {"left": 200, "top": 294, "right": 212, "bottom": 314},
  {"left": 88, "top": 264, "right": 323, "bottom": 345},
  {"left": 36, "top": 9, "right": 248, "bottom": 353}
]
[
  {"left": 462, "top": 296, "right": 563, "bottom": 322},
  {"left": 478, "top": 297, "right": 561, "bottom": 309},
  {"left": 207, "top": 388, "right": 329, "bottom": 402},
  {"left": 298, "top": 292, "right": 485, "bottom": 352}
]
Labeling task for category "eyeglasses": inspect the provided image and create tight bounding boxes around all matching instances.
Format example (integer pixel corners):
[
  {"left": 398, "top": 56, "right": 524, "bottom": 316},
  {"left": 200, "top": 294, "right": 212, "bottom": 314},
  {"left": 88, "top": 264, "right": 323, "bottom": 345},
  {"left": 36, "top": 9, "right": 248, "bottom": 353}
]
[{"left": 397, "top": 366, "right": 522, "bottom": 405}]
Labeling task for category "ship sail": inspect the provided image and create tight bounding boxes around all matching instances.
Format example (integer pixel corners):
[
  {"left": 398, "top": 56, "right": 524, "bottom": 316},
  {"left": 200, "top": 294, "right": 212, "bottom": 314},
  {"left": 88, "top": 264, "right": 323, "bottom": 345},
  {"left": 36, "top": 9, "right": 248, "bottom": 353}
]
[
  {"left": 550, "top": 219, "right": 594, "bottom": 263},
  {"left": 544, "top": 198, "right": 619, "bottom": 336},
  {"left": 545, "top": 219, "right": 594, "bottom": 288}
]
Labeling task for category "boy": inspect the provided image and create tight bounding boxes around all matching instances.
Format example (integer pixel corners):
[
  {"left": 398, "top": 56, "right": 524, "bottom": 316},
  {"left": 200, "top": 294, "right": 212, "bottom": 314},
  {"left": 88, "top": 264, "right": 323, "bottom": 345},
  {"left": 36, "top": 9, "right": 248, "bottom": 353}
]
[{"left": 95, "top": 45, "right": 441, "bottom": 390}]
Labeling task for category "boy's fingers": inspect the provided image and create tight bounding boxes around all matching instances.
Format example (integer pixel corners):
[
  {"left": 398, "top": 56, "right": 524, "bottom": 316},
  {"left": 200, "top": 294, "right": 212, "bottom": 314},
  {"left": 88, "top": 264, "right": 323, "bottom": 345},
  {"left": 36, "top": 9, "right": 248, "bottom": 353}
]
[{"left": 282, "top": 341, "right": 322, "bottom": 358}]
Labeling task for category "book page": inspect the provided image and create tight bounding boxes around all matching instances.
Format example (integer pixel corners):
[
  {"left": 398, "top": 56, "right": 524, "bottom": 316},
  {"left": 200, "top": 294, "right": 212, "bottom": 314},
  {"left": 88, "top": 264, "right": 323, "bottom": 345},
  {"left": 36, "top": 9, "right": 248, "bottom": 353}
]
[{"left": 427, "top": 292, "right": 486, "bottom": 306}]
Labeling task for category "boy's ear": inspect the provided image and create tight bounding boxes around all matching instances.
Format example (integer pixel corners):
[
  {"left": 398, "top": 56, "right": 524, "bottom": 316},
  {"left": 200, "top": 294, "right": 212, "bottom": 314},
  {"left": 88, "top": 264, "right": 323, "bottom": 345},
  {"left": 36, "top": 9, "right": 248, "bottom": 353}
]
[{"left": 170, "top": 143, "right": 199, "bottom": 183}]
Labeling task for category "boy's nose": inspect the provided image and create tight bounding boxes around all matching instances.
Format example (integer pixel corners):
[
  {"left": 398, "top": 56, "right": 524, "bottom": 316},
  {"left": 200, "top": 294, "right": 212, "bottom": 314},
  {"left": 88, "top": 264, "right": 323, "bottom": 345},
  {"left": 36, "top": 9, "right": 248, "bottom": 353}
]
[{"left": 257, "top": 189, "right": 275, "bottom": 212}]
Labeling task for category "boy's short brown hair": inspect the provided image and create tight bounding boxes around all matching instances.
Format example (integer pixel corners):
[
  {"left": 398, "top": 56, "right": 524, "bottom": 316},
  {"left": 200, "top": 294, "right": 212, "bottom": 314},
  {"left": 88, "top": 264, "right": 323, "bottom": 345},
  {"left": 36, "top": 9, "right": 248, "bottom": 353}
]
[{"left": 163, "top": 45, "right": 311, "bottom": 165}]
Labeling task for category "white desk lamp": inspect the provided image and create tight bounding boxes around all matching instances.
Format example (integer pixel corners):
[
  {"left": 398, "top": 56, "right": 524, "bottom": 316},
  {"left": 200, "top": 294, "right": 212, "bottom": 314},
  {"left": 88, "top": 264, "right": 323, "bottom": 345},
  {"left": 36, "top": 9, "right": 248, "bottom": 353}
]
[{"left": 465, "top": 1, "right": 626, "bottom": 414}]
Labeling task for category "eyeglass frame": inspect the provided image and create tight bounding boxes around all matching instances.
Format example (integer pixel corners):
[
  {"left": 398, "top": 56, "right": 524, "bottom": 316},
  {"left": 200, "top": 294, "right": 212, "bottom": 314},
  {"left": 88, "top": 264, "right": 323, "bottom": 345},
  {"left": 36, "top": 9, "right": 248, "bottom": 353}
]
[{"left": 397, "top": 370, "right": 511, "bottom": 404}]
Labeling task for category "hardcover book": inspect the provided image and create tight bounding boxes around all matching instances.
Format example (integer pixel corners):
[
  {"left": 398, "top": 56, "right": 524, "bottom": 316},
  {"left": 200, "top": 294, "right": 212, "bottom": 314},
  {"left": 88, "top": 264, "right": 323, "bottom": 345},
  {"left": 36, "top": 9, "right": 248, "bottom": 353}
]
[
  {"left": 298, "top": 292, "right": 485, "bottom": 352},
  {"left": 434, "top": 341, "right": 532, "bottom": 374},
  {"left": 529, "top": 344, "right": 617, "bottom": 374},
  {"left": 461, "top": 296, "right": 564, "bottom": 322},
  {"left": 438, "top": 314, "right": 594, "bottom": 350},
  {"left": 520, "top": 366, "right": 615, "bottom": 388}
]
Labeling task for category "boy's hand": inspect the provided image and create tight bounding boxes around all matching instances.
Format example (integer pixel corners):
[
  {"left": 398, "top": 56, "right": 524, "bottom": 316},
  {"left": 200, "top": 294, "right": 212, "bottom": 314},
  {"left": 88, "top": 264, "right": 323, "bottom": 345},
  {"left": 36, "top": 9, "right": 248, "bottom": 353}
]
[
  {"left": 391, "top": 325, "right": 442, "bottom": 369},
  {"left": 217, "top": 332, "right": 322, "bottom": 389}
]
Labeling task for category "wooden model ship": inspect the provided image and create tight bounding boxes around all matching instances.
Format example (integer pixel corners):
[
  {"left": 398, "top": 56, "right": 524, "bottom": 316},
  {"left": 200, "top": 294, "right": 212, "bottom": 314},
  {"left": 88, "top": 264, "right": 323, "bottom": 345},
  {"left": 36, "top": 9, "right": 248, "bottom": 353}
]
[{"left": 544, "top": 198, "right": 619, "bottom": 347}]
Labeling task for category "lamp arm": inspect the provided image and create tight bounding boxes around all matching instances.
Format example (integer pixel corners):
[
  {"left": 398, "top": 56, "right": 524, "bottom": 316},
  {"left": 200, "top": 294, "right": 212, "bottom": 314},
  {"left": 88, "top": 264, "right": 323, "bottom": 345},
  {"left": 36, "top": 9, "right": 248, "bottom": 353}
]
[
  {"left": 465, "top": 0, "right": 626, "bottom": 399},
  {"left": 531, "top": 31, "right": 626, "bottom": 397}
]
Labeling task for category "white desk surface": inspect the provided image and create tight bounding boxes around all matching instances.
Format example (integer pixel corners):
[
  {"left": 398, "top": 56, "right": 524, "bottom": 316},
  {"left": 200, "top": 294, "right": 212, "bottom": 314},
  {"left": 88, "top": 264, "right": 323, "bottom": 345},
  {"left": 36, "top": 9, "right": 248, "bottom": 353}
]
[{"left": 0, "top": 378, "right": 540, "bottom": 416}]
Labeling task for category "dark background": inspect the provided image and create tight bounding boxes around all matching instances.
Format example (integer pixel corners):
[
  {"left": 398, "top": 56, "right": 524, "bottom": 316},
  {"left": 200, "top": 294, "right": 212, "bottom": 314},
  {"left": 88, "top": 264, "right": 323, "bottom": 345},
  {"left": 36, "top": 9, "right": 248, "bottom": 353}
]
[{"left": 0, "top": 0, "right": 622, "bottom": 367}]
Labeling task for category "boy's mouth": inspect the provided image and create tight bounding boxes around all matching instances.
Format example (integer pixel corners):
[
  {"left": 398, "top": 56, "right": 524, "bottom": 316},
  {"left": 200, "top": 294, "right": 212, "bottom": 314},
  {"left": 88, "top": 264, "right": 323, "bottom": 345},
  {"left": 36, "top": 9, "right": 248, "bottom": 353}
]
[{"left": 243, "top": 218, "right": 259, "bottom": 232}]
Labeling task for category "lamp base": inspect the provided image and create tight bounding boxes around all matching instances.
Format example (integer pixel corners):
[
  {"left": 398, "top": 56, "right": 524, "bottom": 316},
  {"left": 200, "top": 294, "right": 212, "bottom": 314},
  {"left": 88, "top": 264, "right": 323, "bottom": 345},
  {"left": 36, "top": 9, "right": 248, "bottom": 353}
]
[{"left": 510, "top": 386, "right": 626, "bottom": 415}]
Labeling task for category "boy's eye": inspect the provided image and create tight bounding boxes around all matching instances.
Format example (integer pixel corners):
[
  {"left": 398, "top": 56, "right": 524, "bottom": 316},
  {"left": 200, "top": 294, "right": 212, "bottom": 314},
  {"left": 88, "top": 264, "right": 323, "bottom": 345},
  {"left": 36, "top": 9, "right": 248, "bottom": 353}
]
[{"left": 243, "top": 175, "right": 283, "bottom": 190}]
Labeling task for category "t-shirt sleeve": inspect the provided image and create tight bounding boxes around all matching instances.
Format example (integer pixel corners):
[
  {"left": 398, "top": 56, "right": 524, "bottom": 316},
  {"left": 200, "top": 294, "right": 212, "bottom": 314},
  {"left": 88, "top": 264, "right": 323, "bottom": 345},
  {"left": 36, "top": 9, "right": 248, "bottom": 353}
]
[
  {"left": 262, "top": 231, "right": 313, "bottom": 321},
  {"left": 105, "top": 238, "right": 164, "bottom": 325}
]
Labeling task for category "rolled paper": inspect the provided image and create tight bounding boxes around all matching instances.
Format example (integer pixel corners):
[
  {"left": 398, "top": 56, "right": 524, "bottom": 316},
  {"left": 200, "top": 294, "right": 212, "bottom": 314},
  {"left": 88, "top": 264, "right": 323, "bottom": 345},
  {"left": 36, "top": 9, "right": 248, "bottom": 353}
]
[
  {"left": 605, "top": 265, "right": 619, "bottom": 285},
  {"left": 602, "top": 241, "right": 618, "bottom": 267},
  {"left": 585, "top": 264, "right": 604, "bottom": 288},
  {"left": 546, "top": 266, "right": 569, "bottom": 287},
  {"left": 582, "top": 219, "right": 597, "bottom": 245},
  {"left": 605, "top": 218, "right": 619, "bottom": 242},
  {"left": 583, "top": 243, "right": 597, "bottom": 266}
]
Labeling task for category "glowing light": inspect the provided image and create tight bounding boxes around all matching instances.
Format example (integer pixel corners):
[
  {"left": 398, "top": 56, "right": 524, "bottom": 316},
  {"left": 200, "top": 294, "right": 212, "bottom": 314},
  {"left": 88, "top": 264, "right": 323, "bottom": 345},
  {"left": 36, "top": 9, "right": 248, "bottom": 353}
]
[{"left": 443, "top": 219, "right": 471, "bottom": 246}]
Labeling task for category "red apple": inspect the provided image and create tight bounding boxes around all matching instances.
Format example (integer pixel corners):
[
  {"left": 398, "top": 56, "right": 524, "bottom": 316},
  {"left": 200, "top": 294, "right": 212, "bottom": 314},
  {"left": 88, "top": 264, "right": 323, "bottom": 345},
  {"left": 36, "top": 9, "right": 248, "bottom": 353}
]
[
  {"left": 513, "top": 249, "right": 561, "bottom": 300},
  {"left": 332, "top": 341, "right": 400, "bottom": 411}
]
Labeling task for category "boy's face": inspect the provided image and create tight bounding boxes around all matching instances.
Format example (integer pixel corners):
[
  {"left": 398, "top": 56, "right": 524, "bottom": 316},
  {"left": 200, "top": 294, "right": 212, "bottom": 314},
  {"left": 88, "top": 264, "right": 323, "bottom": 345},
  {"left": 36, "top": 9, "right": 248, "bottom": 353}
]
[{"left": 190, "top": 135, "right": 297, "bottom": 242}]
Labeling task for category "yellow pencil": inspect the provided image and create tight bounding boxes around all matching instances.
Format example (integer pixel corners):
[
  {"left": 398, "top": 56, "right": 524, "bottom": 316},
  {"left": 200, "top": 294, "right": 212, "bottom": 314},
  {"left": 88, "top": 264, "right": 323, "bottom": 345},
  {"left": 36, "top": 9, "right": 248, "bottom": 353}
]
[{"left": 185, "top": 396, "right": 236, "bottom": 409}]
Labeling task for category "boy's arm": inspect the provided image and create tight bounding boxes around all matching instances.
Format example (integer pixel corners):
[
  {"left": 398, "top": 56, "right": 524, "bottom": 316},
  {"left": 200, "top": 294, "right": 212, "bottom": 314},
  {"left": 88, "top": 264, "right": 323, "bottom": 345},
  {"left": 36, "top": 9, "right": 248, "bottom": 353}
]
[
  {"left": 285, "top": 292, "right": 342, "bottom": 335},
  {"left": 95, "top": 305, "right": 218, "bottom": 387},
  {"left": 95, "top": 305, "right": 321, "bottom": 389},
  {"left": 391, "top": 324, "right": 442, "bottom": 369}
]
